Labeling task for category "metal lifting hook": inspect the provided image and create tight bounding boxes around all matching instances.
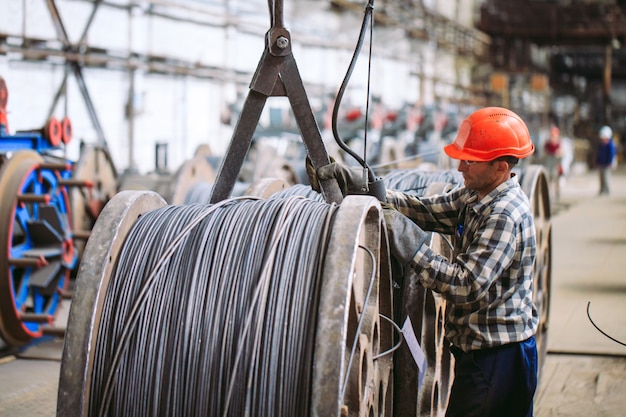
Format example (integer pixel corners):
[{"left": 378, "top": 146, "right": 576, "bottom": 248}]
[{"left": 209, "top": 0, "right": 344, "bottom": 204}]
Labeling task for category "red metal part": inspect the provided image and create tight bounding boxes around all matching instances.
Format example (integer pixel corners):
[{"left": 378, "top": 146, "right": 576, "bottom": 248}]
[
  {"left": 44, "top": 117, "right": 62, "bottom": 147},
  {"left": 0, "top": 76, "right": 9, "bottom": 133},
  {"left": 61, "top": 117, "right": 72, "bottom": 144}
]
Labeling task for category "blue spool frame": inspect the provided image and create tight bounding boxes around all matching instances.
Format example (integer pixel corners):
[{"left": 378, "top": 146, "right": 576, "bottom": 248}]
[{"left": 0, "top": 123, "right": 77, "bottom": 346}]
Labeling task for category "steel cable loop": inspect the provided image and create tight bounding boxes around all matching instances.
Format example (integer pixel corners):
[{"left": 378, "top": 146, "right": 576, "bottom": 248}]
[
  {"left": 587, "top": 302, "right": 626, "bottom": 347},
  {"left": 339, "top": 244, "right": 377, "bottom": 402},
  {"left": 372, "top": 313, "right": 403, "bottom": 360},
  {"left": 88, "top": 195, "right": 340, "bottom": 417}
]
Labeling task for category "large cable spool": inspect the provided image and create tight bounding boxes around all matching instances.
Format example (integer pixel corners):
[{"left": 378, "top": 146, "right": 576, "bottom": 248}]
[
  {"left": 58, "top": 161, "right": 551, "bottom": 416},
  {"left": 381, "top": 170, "right": 461, "bottom": 417},
  {"left": 0, "top": 150, "right": 77, "bottom": 347},
  {"left": 414, "top": 184, "right": 455, "bottom": 417},
  {"left": 177, "top": 156, "right": 281, "bottom": 204},
  {"left": 168, "top": 155, "right": 217, "bottom": 204},
  {"left": 244, "top": 177, "right": 290, "bottom": 199},
  {"left": 248, "top": 170, "right": 459, "bottom": 417},
  {"left": 242, "top": 139, "right": 303, "bottom": 186},
  {"left": 58, "top": 191, "right": 394, "bottom": 417},
  {"left": 116, "top": 168, "right": 172, "bottom": 199},
  {"left": 70, "top": 143, "right": 119, "bottom": 265},
  {"left": 519, "top": 164, "right": 552, "bottom": 374},
  {"left": 244, "top": 163, "right": 551, "bottom": 417},
  {"left": 383, "top": 168, "right": 464, "bottom": 195},
  {"left": 116, "top": 154, "right": 216, "bottom": 205}
]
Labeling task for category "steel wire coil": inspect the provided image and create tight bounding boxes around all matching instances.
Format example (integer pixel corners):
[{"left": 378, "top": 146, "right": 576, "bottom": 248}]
[
  {"left": 269, "top": 183, "right": 323, "bottom": 200},
  {"left": 87, "top": 196, "right": 339, "bottom": 417},
  {"left": 383, "top": 169, "right": 464, "bottom": 196}
]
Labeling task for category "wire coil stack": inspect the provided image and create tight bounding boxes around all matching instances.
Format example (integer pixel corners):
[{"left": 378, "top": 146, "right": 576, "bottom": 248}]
[{"left": 58, "top": 190, "right": 394, "bottom": 417}]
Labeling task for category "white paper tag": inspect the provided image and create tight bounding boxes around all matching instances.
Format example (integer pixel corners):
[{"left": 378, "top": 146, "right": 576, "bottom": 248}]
[{"left": 401, "top": 316, "right": 426, "bottom": 389}]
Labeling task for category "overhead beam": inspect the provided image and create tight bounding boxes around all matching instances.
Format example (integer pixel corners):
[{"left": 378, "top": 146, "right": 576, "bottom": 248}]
[
  {"left": 479, "top": 0, "right": 626, "bottom": 46},
  {"left": 330, "top": 0, "right": 490, "bottom": 59}
]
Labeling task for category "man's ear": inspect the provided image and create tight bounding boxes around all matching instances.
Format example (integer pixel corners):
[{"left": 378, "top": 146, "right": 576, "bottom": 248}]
[{"left": 497, "top": 159, "right": 511, "bottom": 172}]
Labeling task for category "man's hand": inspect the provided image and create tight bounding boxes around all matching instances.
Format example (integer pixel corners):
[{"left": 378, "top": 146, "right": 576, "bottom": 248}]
[
  {"left": 306, "top": 157, "right": 367, "bottom": 196},
  {"left": 383, "top": 208, "right": 430, "bottom": 266}
]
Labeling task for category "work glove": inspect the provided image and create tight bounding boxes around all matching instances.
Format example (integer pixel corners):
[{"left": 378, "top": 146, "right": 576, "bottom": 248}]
[
  {"left": 306, "top": 156, "right": 367, "bottom": 196},
  {"left": 383, "top": 207, "right": 430, "bottom": 266}
]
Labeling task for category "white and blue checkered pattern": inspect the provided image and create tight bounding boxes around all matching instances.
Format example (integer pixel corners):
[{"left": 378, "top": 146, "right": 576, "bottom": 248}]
[{"left": 386, "top": 176, "right": 539, "bottom": 352}]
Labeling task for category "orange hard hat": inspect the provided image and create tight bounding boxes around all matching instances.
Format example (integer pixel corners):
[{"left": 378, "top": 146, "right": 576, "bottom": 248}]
[{"left": 444, "top": 107, "right": 535, "bottom": 161}]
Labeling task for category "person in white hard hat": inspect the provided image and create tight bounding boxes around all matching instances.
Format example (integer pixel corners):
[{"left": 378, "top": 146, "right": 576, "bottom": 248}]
[{"left": 596, "top": 125, "right": 617, "bottom": 195}]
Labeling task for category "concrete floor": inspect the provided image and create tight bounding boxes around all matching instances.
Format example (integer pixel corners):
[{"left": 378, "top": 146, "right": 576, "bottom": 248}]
[
  {"left": 534, "top": 165, "right": 626, "bottom": 417},
  {"left": 1, "top": 166, "right": 626, "bottom": 417}
]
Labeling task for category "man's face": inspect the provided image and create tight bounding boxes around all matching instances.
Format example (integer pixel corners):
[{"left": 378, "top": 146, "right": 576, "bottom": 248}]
[{"left": 456, "top": 159, "right": 508, "bottom": 198}]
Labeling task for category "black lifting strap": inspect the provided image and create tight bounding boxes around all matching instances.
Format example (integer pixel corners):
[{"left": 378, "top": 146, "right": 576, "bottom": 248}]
[{"left": 209, "top": 0, "right": 343, "bottom": 205}]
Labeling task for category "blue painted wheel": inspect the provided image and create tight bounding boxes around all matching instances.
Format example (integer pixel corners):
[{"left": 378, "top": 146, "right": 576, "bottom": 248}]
[{"left": 0, "top": 150, "right": 77, "bottom": 347}]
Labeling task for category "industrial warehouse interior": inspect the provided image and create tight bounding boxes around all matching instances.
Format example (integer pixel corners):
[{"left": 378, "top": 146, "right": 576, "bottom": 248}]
[{"left": 0, "top": 0, "right": 625, "bottom": 416}]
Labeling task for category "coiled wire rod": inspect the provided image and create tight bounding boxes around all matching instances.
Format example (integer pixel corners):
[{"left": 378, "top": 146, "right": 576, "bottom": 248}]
[
  {"left": 340, "top": 244, "right": 376, "bottom": 402},
  {"left": 270, "top": 183, "right": 324, "bottom": 201},
  {"left": 383, "top": 169, "right": 464, "bottom": 196},
  {"left": 88, "top": 196, "right": 339, "bottom": 417}
]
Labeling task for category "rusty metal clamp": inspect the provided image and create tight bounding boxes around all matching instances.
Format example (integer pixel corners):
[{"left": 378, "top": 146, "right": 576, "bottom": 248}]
[{"left": 210, "top": 0, "right": 343, "bottom": 204}]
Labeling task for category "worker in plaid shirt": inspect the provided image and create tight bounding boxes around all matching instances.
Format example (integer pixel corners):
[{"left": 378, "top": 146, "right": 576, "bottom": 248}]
[{"left": 311, "top": 106, "right": 539, "bottom": 417}]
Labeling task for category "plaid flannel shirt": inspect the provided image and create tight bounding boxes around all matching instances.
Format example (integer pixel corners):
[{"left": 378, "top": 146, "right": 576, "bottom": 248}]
[{"left": 386, "top": 176, "right": 539, "bottom": 352}]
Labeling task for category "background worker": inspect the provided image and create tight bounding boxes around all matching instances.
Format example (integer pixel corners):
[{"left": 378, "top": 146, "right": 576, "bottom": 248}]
[
  {"left": 310, "top": 106, "right": 539, "bottom": 417},
  {"left": 544, "top": 125, "right": 563, "bottom": 201},
  {"left": 596, "top": 125, "right": 617, "bottom": 196}
]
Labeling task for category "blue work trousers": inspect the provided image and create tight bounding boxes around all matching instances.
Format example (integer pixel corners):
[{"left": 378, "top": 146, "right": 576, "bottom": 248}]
[{"left": 445, "top": 336, "right": 538, "bottom": 417}]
